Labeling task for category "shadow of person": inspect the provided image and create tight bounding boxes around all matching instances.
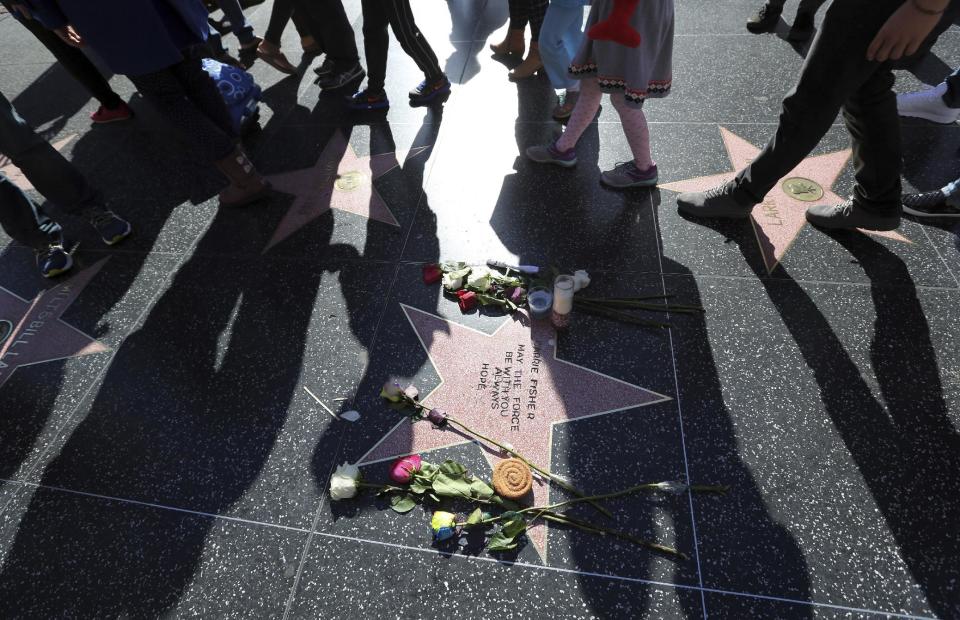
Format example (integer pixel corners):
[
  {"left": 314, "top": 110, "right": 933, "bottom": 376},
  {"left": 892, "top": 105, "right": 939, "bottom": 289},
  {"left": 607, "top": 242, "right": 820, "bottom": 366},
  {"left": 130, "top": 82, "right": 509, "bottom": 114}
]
[
  {"left": 0, "top": 196, "right": 325, "bottom": 615},
  {"left": 691, "top": 210, "right": 959, "bottom": 617}
]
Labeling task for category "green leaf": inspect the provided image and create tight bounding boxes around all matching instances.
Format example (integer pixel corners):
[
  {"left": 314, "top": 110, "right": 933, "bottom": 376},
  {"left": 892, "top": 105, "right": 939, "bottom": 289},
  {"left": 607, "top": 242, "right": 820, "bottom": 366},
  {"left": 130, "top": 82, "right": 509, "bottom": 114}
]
[
  {"left": 487, "top": 513, "right": 527, "bottom": 552},
  {"left": 418, "top": 462, "right": 439, "bottom": 479},
  {"left": 432, "top": 473, "right": 473, "bottom": 499},
  {"left": 469, "top": 479, "right": 495, "bottom": 501},
  {"left": 409, "top": 479, "right": 428, "bottom": 495},
  {"left": 439, "top": 460, "right": 467, "bottom": 478},
  {"left": 466, "top": 508, "right": 484, "bottom": 526},
  {"left": 390, "top": 494, "right": 417, "bottom": 514}
]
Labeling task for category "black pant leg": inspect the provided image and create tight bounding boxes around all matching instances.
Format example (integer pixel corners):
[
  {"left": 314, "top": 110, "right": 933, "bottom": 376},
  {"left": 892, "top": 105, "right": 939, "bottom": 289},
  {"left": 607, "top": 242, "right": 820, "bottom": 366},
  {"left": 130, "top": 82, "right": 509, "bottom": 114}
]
[
  {"left": 384, "top": 0, "right": 442, "bottom": 82},
  {"left": 264, "top": 0, "right": 296, "bottom": 45},
  {"left": 361, "top": 0, "right": 391, "bottom": 92},
  {"left": 20, "top": 17, "right": 123, "bottom": 109},
  {"left": 297, "top": 0, "right": 359, "bottom": 68},
  {"left": 734, "top": 0, "right": 902, "bottom": 202},
  {"left": 527, "top": 0, "right": 548, "bottom": 41},
  {"left": 508, "top": 0, "right": 528, "bottom": 30}
]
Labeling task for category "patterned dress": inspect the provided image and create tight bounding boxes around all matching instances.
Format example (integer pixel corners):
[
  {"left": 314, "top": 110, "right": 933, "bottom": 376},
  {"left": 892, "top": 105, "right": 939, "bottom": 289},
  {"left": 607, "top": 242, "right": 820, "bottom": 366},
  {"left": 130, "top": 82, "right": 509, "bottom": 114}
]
[{"left": 569, "top": 0, "right": 675, "bottom": 108}]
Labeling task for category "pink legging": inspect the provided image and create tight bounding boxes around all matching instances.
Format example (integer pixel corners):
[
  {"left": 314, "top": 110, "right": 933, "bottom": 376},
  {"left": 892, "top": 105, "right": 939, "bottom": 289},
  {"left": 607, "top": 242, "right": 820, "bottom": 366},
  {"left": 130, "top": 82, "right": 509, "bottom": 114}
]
[{"left": 556, "top": 77, "right": 654, "bottom": 170}]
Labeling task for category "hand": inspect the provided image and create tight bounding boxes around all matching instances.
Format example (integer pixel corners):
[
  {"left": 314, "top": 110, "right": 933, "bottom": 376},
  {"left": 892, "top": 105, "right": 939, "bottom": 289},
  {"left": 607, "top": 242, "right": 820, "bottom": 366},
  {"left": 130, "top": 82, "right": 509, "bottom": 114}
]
[
  {"left": 10, "top": 3, "right": 32, "bottom": 19},
  {"left": 867, "top": 1, "right": 943, "bottom": 62},
  {"left": 55, "top": 25, "right": 84, "bottom": 48}
]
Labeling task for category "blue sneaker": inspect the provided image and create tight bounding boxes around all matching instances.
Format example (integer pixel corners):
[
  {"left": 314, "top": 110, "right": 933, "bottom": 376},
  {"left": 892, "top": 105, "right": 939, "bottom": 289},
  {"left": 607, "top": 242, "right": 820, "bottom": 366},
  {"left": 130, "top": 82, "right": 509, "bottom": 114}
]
[
  {"left": 346, "top": 89, "right": 389, "bottom": 111},
  {"left": 525, "top": 142, "right": 577, "bottom": 168},
  {"left": 600, "top": 162, "right": 659, "bottom": 189},
  {"left": 83, "top": 207, "right": 132, "bottom": 246},
  {"left": 36, "top": 243, "right": 74, "bottom": 279},
  {"left": 409, "top": 75, "right": 451, "bottom": 106}
]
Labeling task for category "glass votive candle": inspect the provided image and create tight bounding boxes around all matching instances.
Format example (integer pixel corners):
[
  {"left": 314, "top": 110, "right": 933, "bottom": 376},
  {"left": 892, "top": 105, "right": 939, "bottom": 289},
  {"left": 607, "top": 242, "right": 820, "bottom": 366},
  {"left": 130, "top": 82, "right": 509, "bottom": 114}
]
[
  {"left": 551, "top": 275, "right": 575, "bottom": 330},
  {"left": 527, "top": 286, "right": 553, "bottom": 320}
]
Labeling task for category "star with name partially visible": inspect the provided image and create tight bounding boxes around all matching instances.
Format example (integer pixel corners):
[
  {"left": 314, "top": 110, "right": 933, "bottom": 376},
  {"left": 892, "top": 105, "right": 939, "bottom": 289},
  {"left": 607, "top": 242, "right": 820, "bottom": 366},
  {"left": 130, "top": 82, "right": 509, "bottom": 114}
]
[
  {"left": 0, "top": 135, "right": 76, "bottom": 193},
  {"left": 265, "top": 131, "right": 431, "bottom": 251},
  {"left": 0, "top": 259, "right": 109, "bottom": 389},
  {"left": 358, "top": 306, "right": 670, "bottom": 560},
  {"left": 661, "top": 127, "right": 910, "bottom": 273}
]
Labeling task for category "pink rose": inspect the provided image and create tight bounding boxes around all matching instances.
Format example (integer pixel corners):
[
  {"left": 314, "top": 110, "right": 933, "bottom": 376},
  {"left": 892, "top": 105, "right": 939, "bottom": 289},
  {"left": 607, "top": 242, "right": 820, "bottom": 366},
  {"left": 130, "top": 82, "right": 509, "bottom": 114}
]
[{"left": 389, "top": 455, "right": 423, "bottom": 484}]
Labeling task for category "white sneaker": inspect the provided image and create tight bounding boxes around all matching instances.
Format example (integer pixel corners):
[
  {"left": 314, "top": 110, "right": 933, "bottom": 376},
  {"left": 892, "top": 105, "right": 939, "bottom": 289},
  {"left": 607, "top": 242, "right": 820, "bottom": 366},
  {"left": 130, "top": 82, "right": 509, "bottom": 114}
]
[{"left": 897, "top": 82, "right": 960, "bottom": 124}]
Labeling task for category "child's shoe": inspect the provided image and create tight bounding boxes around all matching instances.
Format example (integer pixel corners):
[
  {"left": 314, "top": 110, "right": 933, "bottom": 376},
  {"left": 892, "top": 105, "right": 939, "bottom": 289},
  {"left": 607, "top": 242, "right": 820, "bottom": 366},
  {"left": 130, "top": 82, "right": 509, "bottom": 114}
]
[
  {"left": 601, "top": 162, "right": 658, "bottom": 189},
  {"left": 347, "top": 89, "right": 390, "bottom": 110},
  {"left": 36, "top": 243, "right": 74, "bottom": 279},
  {"left": 525, "top": 143, "right": 577, "bottom": 168},
  {"left": 409, "top": 75, "right": 451, "bottom": 106},
  {"left": 82, "top": 206, "right": 132, "bottom": 246},
  {"left": 90, "top": 102, "right": 133, "bottom": 124},
  {"left": 897, "top": 82, "right": 960, "bottom": 124}
]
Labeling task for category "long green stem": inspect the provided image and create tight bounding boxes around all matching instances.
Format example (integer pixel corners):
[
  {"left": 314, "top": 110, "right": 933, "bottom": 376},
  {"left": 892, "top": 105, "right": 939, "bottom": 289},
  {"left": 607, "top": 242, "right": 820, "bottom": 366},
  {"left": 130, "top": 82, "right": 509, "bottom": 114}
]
[
  {"left": 574, "top": 300, "right": 672, "bottom": 328},
  {"left": 538, "top": 511, "right": 689, "bottom": 560}
]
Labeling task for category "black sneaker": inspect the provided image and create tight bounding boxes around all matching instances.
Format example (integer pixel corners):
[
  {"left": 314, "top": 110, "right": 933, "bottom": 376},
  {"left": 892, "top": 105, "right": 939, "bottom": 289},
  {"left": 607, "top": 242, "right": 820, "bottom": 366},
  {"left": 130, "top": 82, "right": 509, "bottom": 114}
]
[
  {"left": 313, "top": 57, "right": 335, "bottom": 79},
  {"left": 787, "top": 12, "right": 815, "bottom": 41},
  {"left": 346, "top": 89, "right": 390, "bottom": 111},
  {"left": 677, "top": 181, "right": 756, "bottom": 219},
  {"left": 903, "top": 190, "right": 960, "bottom": 218},
  {"left": 318, "top": 62, "right": 365, "bottom": 91},
  {"left": 805, "top": 200, "right": 900, "bottom": 231},
  {"left": 409, "top": 75, "right": 451, "bottom": 106},
  {"left": 36, "top": 243, "right": 74, "bottom": 279},
  {"left": 83, "top": 206, "right": 132, "bottom": 246},
  {"left": 746, "top": 3, "right": 782, "bottom": 34}
]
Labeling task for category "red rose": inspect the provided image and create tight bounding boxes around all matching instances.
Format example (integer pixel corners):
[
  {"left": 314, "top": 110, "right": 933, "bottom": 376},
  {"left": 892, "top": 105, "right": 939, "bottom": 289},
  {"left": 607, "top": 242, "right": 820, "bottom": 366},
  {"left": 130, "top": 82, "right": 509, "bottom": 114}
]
[
  {"left": 458, "top": 291, "right": 478, "bottom": 312},
  {"left": 422, "top": 264, "right": 443, "bottom": 285}
]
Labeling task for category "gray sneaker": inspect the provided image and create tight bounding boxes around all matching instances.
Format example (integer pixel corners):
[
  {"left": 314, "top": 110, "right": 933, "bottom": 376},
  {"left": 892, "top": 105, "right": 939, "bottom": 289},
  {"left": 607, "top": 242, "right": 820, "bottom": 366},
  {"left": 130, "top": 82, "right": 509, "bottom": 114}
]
[
  {"left": 677, "top": 181, "right": 756, "bottom": 219},
  {"left": 526, "top": 143, "right": 577, "bottom": 168},
  {"left": 601, "top": 162, "right": 658, "bottom": 189},
  {"left": 805, "top": 200, "right": 900, "bottom": 231}
]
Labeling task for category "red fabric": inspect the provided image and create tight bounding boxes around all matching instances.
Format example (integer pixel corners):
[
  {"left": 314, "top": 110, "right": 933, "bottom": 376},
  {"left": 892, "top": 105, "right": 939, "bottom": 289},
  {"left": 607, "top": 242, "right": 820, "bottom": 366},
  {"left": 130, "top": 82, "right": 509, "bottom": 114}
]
[{"left": 587, "top": 0, "right": 642, "bottom": 48}]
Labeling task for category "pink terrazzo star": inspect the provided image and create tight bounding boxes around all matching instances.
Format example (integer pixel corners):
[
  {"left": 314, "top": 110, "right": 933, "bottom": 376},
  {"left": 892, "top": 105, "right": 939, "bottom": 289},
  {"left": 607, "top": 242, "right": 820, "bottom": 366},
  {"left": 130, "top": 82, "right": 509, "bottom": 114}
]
[
  {"left": 265, "top": 131, "right": 430, "bottom": 251},
  {"left": 0, "top": 135, "right": 76, "bottom": 192},
  {"left": 661, "top": 127, "right": 910, "bottom": 273},
  {"left": 360, "top": 305, "right": 670, "bottom": 560},
  {"left": 0, "top": 259, "right": 109, "bottom": 389}
]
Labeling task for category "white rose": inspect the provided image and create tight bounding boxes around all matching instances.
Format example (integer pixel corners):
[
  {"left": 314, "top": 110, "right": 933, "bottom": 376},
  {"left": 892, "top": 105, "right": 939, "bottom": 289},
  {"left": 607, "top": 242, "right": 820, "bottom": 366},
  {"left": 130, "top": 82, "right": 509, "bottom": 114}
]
[
  {"left": 329, "top": 462, "right": 360, "bottom": 500},
  {"left": 466, "top": 267, "right": 493, "bottom": 291},
  {"left": 442, "top": 273, "right": 463, "bottom": 290},
  {"left": 573, "top": 270, "right": 591, "bottom": 292}
]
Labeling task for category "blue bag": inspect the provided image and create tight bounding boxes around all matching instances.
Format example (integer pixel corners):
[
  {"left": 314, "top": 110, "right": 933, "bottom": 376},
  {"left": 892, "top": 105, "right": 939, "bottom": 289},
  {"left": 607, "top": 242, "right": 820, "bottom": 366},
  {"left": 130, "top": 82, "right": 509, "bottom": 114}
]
[{"left": 201, "top": 58, "right": 262, "bottom": 134}]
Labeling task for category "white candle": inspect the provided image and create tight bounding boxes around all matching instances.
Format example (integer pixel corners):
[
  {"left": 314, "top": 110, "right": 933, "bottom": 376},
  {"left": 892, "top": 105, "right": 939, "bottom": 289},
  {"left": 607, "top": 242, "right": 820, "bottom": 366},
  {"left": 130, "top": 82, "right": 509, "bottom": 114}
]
[{"left": 552, "top": 275, "right": 575, "bottom": 314}]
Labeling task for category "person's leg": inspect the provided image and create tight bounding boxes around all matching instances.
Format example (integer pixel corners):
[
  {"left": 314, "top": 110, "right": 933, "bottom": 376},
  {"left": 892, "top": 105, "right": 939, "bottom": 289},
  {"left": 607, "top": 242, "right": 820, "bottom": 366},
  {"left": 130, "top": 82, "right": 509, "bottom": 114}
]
[
  {"left": 539, "top": 3, "right": 581, "bottom": 91},
  {"left": 510, "top": 0, "right": 546, "bottom": 79},
  {"left": 943, "top": 68, "right": 960, "bottom": 108},
  {"left": 527, "top": 0, "right": 549, "bottom": 42},
  {"left": 361, "top": 0, "right": 391, "bottom": 93},
  {"left": 796, "top": 0, "right": 828, "bottom": 16},
  {"left": 610, "top": 95, "right": 653, "bottom": 170},
  {"left": 303, "top": 0, "right": 360, "bottom": 69},
  {"left": 384, "top": 0, "right": 443, "bottom": 82},
  {"left": 491, "top": 0, "right": 527, "bottom": 55},
  {"left": 509, "top": 0, "right": 529, "bottom": 31},
  {"left": 215, "top": 0, "right": 257, "bottom": 46},
  {"left": 0, "top": 171, "right": 63, "bottom": 251},
  {"left": 264, "top": 0, "right": 296, "bottom": 46},
  {"left": 556, "top": 77, "right": 602, "bottom": 150},
  {"left": 20, "top": 16, "right": 124, "bottom": 110}
]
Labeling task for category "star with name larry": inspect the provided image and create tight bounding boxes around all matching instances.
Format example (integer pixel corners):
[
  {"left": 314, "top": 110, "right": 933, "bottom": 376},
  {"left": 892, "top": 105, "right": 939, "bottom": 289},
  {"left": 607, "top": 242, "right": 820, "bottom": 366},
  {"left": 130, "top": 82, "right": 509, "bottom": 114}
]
[
  {"left": 0, "top": 259, "right": 109, "bottom": 389},
  {"left": 265, "top": 130, "right": 431, "bottom": 251},
  {"left": 661, "top": 127, "right": 910, "bottom": 273},
  {"left": 359, "top": 305, "right": 670, "bottom": 559}
]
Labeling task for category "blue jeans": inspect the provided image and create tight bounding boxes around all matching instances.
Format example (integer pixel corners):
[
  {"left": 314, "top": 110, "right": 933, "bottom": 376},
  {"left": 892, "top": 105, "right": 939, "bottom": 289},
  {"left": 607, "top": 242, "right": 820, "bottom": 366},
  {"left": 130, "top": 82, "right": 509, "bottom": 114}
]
[
  {"left": 538, "top": 3, "right": 584, "bottom": 91},
  {"left": 0, "top": 92, "right": 97, "bottom": 249}
]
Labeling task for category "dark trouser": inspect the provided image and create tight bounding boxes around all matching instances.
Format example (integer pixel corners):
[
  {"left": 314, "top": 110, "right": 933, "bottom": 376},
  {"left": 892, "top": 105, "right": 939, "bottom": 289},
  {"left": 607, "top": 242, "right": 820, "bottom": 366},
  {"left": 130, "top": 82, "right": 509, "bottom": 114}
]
[
  {"left": 129, "top": 53, "right": 236, "bottom": 164},
  {"left": 18, "top": 15, "right": 124, "bottom": 110},
  {"left": 0, "top": 92, "right": 99, "bottom": 248},
  {"left": 292, "top": 0, "right": 359, "bottom": 69},
  {"left": 360, "top": 0, "right": 442, "bottom": 93},
  {"left": 735, "top": 0, "right": 911, "bottom": 215},
  {"left": 508, "top": 0, "right": 549, "bottom": 40},
  {"left": 764, "top": 0, "right": 828, "bottom": 15},
  {"left": 943, "top": 68, "right": 960, "bottom": 108},
  {"left": 264, "top": 0, "right": 311, "bottom": 46},
  {"left": 215, "top": 0, "right": 257, "bottom": 45}
]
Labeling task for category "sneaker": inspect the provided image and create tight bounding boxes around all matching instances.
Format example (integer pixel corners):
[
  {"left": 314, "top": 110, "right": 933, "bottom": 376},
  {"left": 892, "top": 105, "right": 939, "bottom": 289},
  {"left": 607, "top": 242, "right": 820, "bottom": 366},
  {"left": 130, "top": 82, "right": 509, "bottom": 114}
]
[
  {"left": 552, "top": 90, "right": 579, "bottom": 121},
  {"left": 746, "top": 3, "right": 782, "bottom": 33},
  {"left": 313, "top": 57, "right": 335, "bottom": 79},
  {"left": 409, "top": 75, "right": 451, "bottom": 105},
  {"left": 318, "top": 62, "right": 365, "bottom": 91},
  {"left": 83, "top": 206, "right": 132, "bottom": 245},
  {"left": 36, "top": 243, "right": 74, "bottom": 278},
  {"left": 677, "top": 181, "right": 756, "bottom": 218},
  {"left": 902, "top": 190, "right": 960, "bottom": 218},
  {"left": 805, "top": 200, "right": 900, "bottom": 231},
  {"left": 601, "top": 162, "right": 659, "bottom": 189},
  {"left": 525, "top": 142, "right": 578, "bottom": 168},
  {"left": 897, "top": 83, "right": 960, "bottom": 124},
  {"left": 346, "top": 89, "right": 390, "bottom": 111},
  {"left": 787, "top": 11, "right": 815, "bottom": 41},
  {"left": 90, "top": 102, "right": 133, "bottom": 124}
]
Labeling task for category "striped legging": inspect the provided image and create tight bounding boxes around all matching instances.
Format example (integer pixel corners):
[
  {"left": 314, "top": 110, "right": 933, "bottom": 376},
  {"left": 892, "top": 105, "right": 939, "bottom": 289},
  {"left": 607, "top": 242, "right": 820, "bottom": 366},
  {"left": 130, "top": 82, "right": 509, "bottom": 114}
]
[
  {"left": 508, "top": 0, "right": 549, "bottom": 41},
  {"left": 361, "top": 0, "right": 443, "bottom": 92}
]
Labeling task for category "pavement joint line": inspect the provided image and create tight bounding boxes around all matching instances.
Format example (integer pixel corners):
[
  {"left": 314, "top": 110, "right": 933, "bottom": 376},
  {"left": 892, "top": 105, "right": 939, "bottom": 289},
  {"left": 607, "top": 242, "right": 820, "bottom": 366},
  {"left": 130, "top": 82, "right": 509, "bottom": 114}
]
[
  {"left": 0, "top": 476, "right": 938, "bottom": 620},
  {"left": 917, "top": 222, "right": 960, "bottom": 288}
]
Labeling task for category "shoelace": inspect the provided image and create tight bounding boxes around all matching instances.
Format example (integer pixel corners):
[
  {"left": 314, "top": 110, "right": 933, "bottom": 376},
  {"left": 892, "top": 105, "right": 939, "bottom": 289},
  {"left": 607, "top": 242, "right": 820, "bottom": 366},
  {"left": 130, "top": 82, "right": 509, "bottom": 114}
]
[
  {"left": 836, "top": 201, "right": 853, "bottom": 216},
  {"left": 37, "top": 244, "right": 65, "bottom": 261},
  {"left": 704, "top": 182, "right": 733, "bottom": 199}
]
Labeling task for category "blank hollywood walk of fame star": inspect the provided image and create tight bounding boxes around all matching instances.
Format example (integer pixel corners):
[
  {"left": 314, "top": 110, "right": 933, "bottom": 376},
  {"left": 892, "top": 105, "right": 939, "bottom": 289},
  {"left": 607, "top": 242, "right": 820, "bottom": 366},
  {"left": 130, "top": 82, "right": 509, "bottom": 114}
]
[
  {"left": 357, "top": 305, "right": 671, "bottom": 559},
  {"left": 0, "top": 259, "right": 109, "bottom": 389},
  {"left": 660, "top": 127, "right": 910, "bottom": 273},
  {"left": 264, "top": 130, "right": 432, "bottom": 251}
]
